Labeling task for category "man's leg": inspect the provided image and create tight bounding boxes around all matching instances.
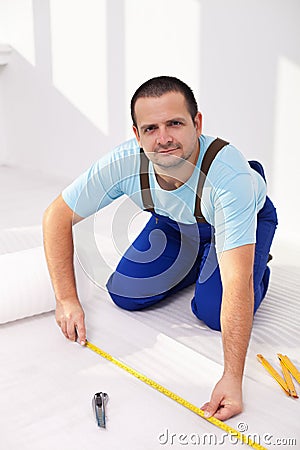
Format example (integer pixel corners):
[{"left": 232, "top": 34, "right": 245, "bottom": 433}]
[
  {"left": 191, "top": 196, "right": 278, "bottom": 331},
  {"left": 191, "top": 242, "right": 223, "bottom": 331},
  {"left": 107, "top": 215, "right": 201, "bottom": 310},
  {"left": 252, "top": 196, "right": 278, "bottom": 312}
]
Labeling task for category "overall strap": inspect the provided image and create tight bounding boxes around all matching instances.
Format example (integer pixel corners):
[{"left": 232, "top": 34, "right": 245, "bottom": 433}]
[
  {"left": 194, "top": 138, "right": 229, "bottom": 223},
  {"left": 139, "top": 148, "right": 155, "bottom": 212},
  {"left": 139, "top": 138, "right": 229, "bottom": 219}
]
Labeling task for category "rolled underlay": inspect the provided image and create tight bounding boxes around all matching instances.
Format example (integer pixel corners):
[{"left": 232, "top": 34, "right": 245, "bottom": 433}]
[
  {"left": 0, "top": 226, "right": 93, "bottom": 324},
  {"left": 0, "top": 245, "right": 55, "bottom": 324}
]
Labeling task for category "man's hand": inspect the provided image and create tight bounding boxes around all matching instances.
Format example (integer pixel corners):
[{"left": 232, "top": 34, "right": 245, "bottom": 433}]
[
  {"left": 55, "top": 297, "right": 86, "bottom": 345},
  {"left": 201, "top": 374, "right": 243, "bottom": 421}
]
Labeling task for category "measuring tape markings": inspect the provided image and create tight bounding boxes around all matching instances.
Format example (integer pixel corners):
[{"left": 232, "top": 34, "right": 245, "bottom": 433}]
[{"left": 85, "top": 341, "right": 267, "bottom": 450}]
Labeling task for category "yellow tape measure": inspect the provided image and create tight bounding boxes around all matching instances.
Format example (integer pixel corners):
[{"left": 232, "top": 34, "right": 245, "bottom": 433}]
[{"left": 85, "top": 341, "right": 267, "bottom": 450}]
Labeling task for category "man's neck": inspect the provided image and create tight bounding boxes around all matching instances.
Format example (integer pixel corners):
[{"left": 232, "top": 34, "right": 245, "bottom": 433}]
[
  {"left": 155, "top": 172, "right": 184, "bottom": 190},
  {"left": 154, "top": 145, "right": 200, "bottom": 191}
]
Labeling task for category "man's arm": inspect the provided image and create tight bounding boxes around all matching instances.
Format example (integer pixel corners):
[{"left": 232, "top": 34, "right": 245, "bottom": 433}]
[
  {"left": 202, "top": 243, "right": 255, "bottom": 420},
  {"left": 43, "top": 194, "right": 87, "bottom": 345}
]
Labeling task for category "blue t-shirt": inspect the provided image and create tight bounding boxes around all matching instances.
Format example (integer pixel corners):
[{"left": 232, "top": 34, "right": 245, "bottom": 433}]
[{"left": 62, "top": 134, "right": 266, "bottom": 253}]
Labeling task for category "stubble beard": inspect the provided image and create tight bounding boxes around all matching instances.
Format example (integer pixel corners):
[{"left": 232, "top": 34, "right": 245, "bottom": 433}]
[{"left": 151, "top": 146, "right": 195, "bottom": 169}]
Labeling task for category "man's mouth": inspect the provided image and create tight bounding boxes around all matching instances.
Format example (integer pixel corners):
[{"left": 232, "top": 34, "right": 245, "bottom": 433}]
[{"left": 157, "top": 146, "right": 180, "bottom": 154}]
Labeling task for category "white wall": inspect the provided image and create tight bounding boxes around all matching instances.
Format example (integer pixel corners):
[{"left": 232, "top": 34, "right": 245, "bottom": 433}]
[
  {"left": 0, "top": 0, "right": 202, "bottom": 178},
  {"left": 272, "top": 56, "right": 300, "bottom": 243},
  {"left": 0, "top": 0, "right": 299, "bottom": 242},
  {"left": 0, "top": 66, "right": 7, "bottom": 163},
  {"left": 0, "top": 0, "right": 35, "bottom": 64},
  {"left": 123, "top": 0, "right": 202, "bottom": 137},
  {"left": 0, "top": 49, "right": 113, "bottom": 180},
  {"left": 198, "top": 0, "right": 300, "bottom": 184},
  {"left": 196, "top": 0, "right": 300, "bottom": 244}
]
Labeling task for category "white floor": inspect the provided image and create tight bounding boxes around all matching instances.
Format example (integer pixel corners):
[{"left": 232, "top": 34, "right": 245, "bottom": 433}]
[{"left": 0, "top": 166, "right": 299, "bottom": 450}]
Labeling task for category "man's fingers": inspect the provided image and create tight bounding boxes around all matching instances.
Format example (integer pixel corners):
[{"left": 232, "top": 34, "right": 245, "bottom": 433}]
[
  {"left": 67, "top": 319, "right": 77, "bottom": 341},
  {"left": 213, "top": 404, "right": 241, "bottom": 421},
  {"left": 202, "top": 400, "right": 220, "bottom": 418},
  {"left": 76, "top": 320, "right": 87, "bottom": 345},
  {"left": 213, "top": 407, "right": 230, "bottom": 421},
  {"left": 60, "top": 320, "right": 68, "bottom": 338},
  {"left": 61, "top": 316, "right": 86, "bottom": 344},
  {"left": 55, "top": 300, "right": 86, "bottom": 343},
  {"left": 203, "top": 376, "right": 243, "bottom": 421},
  {"left": 201, "top": 402, "right": 210, "bottom": 411},
  {"left": 202, "top": 399, "right": 242, "bottom": 421}
]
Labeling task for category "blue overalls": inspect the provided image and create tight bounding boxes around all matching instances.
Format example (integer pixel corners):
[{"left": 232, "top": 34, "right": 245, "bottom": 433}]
[{"left": 106, "top": 139, "right": 278, "bottom": 331}]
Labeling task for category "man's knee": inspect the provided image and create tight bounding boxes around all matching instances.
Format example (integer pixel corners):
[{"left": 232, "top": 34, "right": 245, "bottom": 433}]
[
  {"left": 108, "top": 290, "right": 143, "bottom": 311},
  {"left": 191, "top": 270, "right": 223, "bottom": 331},
  {"left": 191, "top": 298, "right": 221, "bottom": 331},
  {"left": 106, "top": 271, "right": 166, "bottom": 311}
]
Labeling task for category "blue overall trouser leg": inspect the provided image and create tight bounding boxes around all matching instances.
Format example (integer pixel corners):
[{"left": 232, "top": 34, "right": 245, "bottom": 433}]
[
  {"left": 191, "top": 196, "right": 278, "bottom": 330},
  {"left": 106, "top": 215, "right": 206, "bottom": 309},
  {"left": 106, "top": 195, "right": 278, "bottom": 331}
]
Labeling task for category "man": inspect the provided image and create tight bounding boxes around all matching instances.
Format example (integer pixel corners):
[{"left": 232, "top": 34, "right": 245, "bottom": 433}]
[{"left": 43, "top": 76, "right": 277, "bottom": 421}]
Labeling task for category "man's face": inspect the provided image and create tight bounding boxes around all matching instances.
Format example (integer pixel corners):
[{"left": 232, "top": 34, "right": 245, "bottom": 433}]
[{"left": 133, "top": 92, "right": 202, "bottom": 169}]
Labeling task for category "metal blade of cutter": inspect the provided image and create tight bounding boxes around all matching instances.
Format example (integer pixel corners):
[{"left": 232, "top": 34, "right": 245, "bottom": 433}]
[{"left": 92, "top": 392, "right": 108, "bottom": 428}]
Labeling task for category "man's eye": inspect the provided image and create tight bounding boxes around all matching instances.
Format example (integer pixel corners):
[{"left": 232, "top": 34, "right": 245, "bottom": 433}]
[
  {"left": 144, "top": 126, "right": 156, "bottom": 133},
  {"left": 170, "top": 121, "right": 182, "bottom": 126}
]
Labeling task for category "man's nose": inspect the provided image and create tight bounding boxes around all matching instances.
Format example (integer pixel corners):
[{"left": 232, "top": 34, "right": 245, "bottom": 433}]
[{"left": 156, "top": 126, "right": 173, "bottom": 146}]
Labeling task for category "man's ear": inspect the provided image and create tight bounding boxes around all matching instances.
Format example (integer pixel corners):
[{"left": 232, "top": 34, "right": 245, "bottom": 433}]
[
  {"left": 132, "top": 125, "right": 141, "bottom": 146},
  {"left": 194, "top": 112, "right": 202, "bottom": 137}
]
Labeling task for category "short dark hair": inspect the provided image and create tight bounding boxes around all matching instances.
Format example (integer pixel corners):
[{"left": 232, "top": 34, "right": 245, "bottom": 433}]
[{"left": 131, "top": 75, "right": 198, "bottom": 128}]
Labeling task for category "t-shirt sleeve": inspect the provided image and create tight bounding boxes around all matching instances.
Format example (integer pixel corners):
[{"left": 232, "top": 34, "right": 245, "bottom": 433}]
[
  {"left": 212, "top": 172, "right": 258, "bottom": 253},
  {"left": 202, "top": 144, "right": 267, "bottom": 253},
  {"left": 62, "top": 153, "right": 124, "bottom": 218}
]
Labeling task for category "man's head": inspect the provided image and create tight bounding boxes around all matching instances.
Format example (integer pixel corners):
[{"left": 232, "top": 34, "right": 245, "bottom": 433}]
[
  {"left": 131, "top": 76, "right": 202, "bottom": 171},
  {"left": 131, "top": 76, "right": 198, "bottom": 128}
]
